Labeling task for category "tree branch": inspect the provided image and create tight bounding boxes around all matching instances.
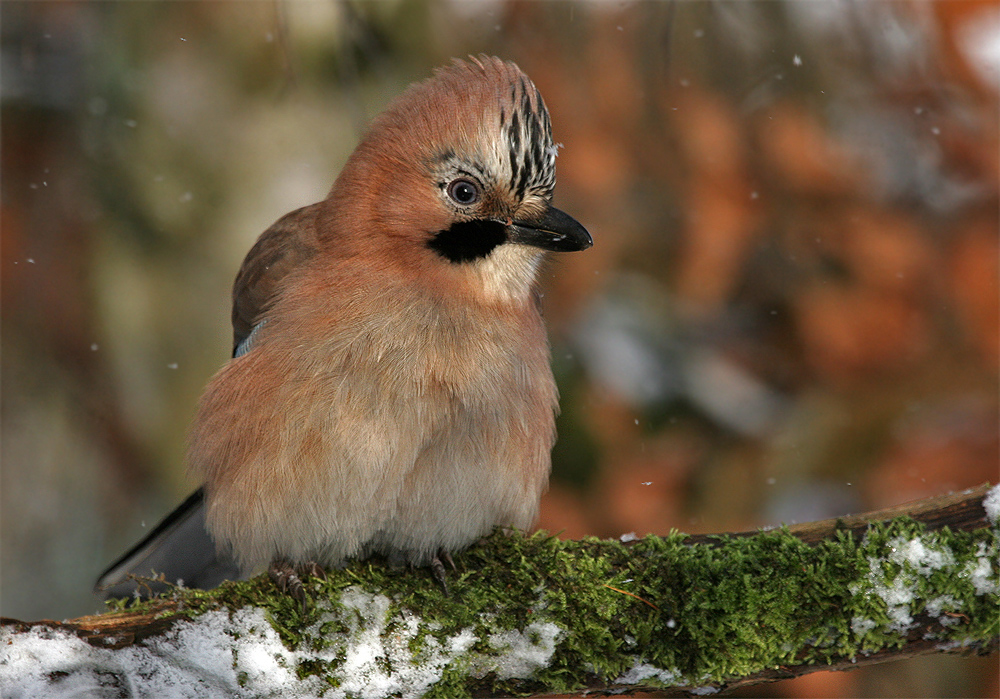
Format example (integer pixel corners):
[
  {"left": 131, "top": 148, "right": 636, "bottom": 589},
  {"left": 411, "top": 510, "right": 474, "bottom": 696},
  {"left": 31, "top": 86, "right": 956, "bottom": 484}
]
[{"left": 3, "top": 484, "right": 997, "bottom": 698}]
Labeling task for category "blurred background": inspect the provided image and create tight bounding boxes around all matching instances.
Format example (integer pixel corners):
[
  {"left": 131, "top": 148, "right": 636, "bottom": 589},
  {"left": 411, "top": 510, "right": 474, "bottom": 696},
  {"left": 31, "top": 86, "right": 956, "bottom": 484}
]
[{"left": 2, "top": 1, "right": 997, "bottom": 696}]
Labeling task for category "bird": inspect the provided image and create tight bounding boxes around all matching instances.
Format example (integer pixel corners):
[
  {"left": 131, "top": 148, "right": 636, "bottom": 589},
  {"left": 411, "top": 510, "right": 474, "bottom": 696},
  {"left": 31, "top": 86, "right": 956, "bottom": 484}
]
[{"left": 96, "top": 56, "right": 592, "bottom": 602}]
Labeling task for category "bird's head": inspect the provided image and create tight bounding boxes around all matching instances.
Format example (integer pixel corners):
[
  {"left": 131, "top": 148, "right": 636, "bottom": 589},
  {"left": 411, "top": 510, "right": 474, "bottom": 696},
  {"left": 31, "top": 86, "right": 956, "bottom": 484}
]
[{"left": 326, "top": 56, "right": 592, "bottom": 303}]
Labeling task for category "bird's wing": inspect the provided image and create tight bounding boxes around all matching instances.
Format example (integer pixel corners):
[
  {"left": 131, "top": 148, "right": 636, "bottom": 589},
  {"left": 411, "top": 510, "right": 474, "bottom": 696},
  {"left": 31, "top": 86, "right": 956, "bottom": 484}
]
[
  {"left": 96, "top": 205, "right": 330, "bottom": 600},
  {"left": 231, "top": 202, "right": 323, "bottom": 356},
  {"left": 94, "top": 488, "right": 243, "bottom": 599}
]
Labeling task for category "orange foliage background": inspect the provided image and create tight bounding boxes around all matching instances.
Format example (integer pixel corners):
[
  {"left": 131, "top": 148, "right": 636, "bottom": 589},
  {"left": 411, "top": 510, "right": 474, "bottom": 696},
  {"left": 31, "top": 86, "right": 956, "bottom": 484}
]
[{"left": 2, "top": 2, "right": 997, "bottom": 696}]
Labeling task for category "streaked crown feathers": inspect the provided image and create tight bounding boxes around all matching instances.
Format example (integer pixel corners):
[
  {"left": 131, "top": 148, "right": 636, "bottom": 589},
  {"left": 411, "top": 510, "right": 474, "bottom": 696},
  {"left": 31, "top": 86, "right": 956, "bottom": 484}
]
[{"left": 365, "top": 56, "right": 558, "bottom": 204}]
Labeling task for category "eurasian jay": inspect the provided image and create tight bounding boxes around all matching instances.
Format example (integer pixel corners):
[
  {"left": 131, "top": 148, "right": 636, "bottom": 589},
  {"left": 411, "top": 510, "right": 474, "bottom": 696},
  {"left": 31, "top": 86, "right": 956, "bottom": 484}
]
[{"left": 96, "top": 56, "right": 591, "bottom": 601}]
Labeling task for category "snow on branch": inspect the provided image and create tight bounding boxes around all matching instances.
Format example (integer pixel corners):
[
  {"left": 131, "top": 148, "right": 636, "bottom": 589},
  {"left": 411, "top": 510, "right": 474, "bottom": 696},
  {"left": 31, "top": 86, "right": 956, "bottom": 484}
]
[{"left": 2, "top": 484, "right": 997, "bottom": 698}]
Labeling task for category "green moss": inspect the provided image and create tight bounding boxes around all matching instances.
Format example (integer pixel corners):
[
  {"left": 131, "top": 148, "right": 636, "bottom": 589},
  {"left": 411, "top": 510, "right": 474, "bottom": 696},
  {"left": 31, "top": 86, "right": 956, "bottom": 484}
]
[{"left": 101, "top": 516, "right": 999, "bottom": 696}]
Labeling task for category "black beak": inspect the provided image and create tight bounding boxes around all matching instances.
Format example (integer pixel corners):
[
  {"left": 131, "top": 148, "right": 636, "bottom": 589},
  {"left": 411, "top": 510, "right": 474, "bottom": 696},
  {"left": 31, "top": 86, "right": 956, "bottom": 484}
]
[{"left": 506, "top": 206, "right": 593, "bottom": 252}]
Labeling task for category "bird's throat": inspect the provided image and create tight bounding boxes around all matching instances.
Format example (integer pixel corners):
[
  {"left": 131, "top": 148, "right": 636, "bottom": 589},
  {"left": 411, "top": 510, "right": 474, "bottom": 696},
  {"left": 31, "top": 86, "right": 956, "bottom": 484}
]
[
  {"left": 470, "top": 243, "right": 544, "bottom": 304},
  {"left": 428, "top": 221, "right": 543, "bottom": 303}
]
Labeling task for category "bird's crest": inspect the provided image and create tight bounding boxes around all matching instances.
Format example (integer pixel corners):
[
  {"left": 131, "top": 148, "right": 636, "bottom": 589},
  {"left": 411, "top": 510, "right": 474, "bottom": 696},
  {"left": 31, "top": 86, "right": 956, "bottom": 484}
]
[
  {"left": 374, "top": 56, "right": 559, "bottom": 205},
  {"left": 456, "top": 56, "right": 557, "bottom": 201},
  {"left": 486, "top": 59, "right": 558, "bottom": 201}
]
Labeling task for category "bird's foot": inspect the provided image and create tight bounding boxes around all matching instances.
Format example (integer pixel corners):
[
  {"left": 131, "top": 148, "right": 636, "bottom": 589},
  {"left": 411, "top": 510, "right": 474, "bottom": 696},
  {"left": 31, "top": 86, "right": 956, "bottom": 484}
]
[
  {"left": 429, "top": 549, "right": 456, "bottom": 596},
  {"left": 299, "top": 560, "right": 327, "bottom": 581},
  {"left": 440, "top": 550, "right": 456, "bottom": 570},
  {"left": 268, "top": 559, "right": 325, "bottom": 612}
]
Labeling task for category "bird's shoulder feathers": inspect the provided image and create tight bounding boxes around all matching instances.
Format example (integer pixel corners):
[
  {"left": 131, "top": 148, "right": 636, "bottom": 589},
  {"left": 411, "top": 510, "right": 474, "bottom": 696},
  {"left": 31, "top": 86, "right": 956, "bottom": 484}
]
[{"left": 231, "top": 203, "right": 324, "bottom": 355}]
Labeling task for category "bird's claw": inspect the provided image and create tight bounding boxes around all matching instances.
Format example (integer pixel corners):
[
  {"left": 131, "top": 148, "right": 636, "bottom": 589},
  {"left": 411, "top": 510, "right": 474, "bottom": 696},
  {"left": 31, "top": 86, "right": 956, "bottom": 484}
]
[
  {"left": 268, "top": 559, "right": 324, "bottom": 612},
  {"left": 430, "top": 549, "right": 456, "bottom": 596},
  {"left": 440, "top": 550, "right": 456, "bottom": 570}
]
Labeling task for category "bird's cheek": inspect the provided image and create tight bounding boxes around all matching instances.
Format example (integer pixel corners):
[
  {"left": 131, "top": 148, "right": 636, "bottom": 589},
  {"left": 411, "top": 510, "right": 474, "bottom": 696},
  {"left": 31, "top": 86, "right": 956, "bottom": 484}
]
[
  {"left": 380, "top": 200, "right": 451, "bottom": 245},
  {"left": 367, "top": 166, "right": 448, "bottom": 240}
]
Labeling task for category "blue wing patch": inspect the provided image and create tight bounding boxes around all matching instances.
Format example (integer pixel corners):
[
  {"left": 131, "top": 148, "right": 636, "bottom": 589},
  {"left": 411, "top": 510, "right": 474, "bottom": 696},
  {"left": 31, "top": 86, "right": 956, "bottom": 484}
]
[{"left": 234, "top": 319, "right": 267, "bottom": 358}]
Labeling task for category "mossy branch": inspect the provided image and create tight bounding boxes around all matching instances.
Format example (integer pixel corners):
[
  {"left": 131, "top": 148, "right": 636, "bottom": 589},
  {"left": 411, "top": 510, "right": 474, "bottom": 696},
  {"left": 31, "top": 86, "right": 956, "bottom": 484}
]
[{"left": 3, "top": 484, "right": 997, "bottom": 698}]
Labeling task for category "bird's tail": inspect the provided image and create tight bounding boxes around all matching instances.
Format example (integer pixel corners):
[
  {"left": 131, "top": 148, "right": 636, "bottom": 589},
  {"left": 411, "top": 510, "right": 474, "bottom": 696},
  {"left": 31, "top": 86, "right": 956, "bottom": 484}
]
[{"left": 94, "top": 488, "right": 243, "bottom": 600}]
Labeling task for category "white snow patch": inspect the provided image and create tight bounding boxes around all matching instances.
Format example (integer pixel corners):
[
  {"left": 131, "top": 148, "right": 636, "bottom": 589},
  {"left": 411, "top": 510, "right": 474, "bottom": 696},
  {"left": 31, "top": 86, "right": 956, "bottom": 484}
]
[
  {"left": 851, "top": 616, "right": 877, "bottom": 637},
  {"left": 850, "top": 557, "right": 916, "bottom": 634},
  {"left": 888, "top": 535, "right": 955, "bottom": 575},
  {"left": 852, "top": 531, "right": 998, "bottom": 639},
  {"left": 620, "top": 532, "right": 639, "bottom": 543},
  {"left": 0, "top": 608, "right": 299, "bottom": 699},
  {"left": 691, "top": 686, "right": 720, "bottom": 696},
  {"left": 486, "top": 621, "right": 562, "bottom": 680},
  {"left": 447, "top": 627, "right": 477, "bottom": 654},
  {"left": 0, "top": 587, "right": 565, "bottom": 699},
  {"left": 963, "top": 542, "right": 998, "bottom": 595},
  {"left": 615, "top": 660, "right": 680, "bottom": 685},
  {"left": 983, "top": 484, "right": 1000, "bottom": 524},
  {"left": 925, "top": 594, "right": 961, "bottom": 617},
  {"left": 880, "top": 577, "right": 916, "bottom": 633},
  {"left": 925, "top": 595, "right": 963, "bottom": 626},
  {"left": 851, "top": 536, "right": 931, "bottom": 635}
]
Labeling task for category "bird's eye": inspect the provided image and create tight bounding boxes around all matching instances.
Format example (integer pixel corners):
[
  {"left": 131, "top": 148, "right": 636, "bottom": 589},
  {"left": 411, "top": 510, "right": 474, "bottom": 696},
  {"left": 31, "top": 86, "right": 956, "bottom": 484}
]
[{"left": 446, "top": 178, "right": 480, "bottom": 206}]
